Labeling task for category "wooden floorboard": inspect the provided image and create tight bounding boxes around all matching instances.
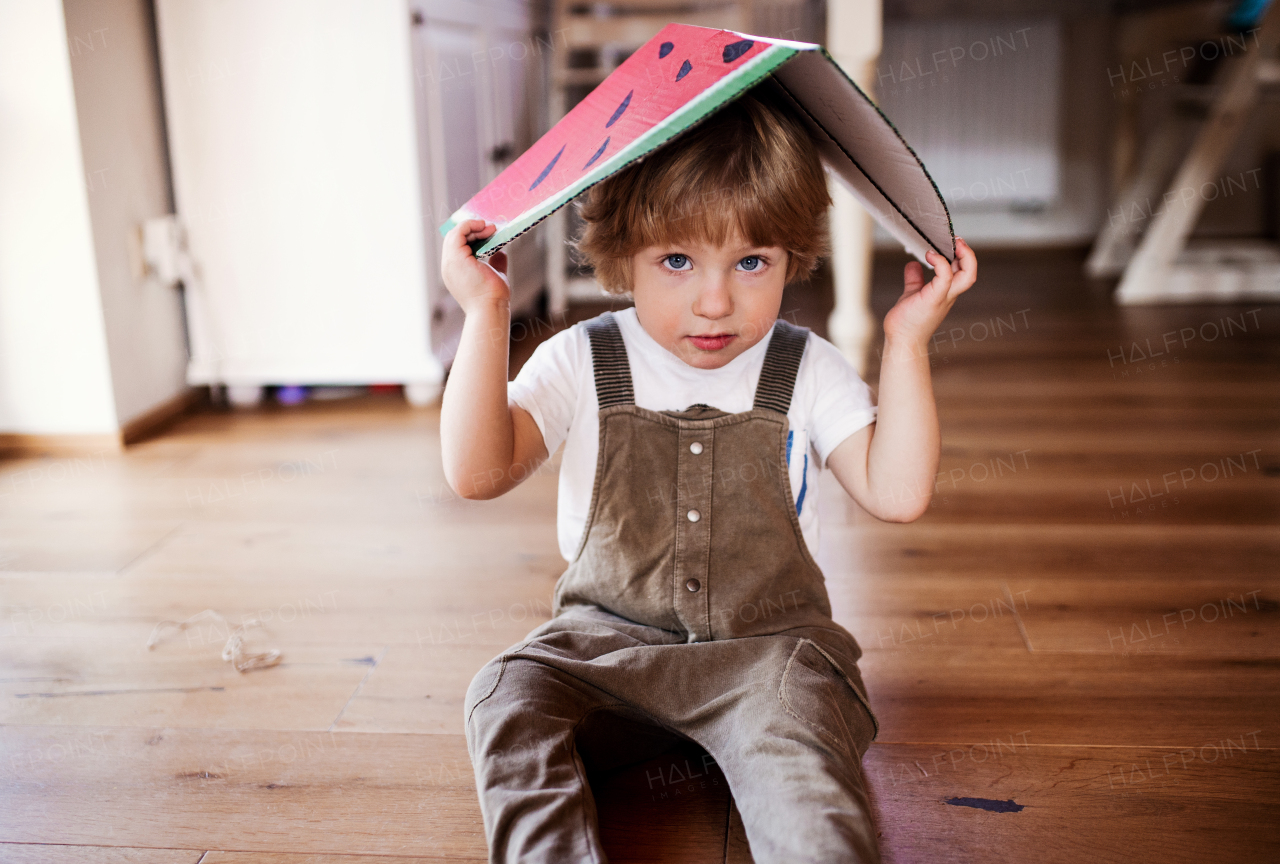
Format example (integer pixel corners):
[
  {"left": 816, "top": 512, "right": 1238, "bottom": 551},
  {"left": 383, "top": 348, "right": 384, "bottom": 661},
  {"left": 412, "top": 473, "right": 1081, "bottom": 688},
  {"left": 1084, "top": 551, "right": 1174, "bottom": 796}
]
[
  {"left": 0, "top": 638, "right": 381, "bottom": 730},
  {"left": 0, "top": 726, "right": 487, "bottom": 857},
  {"left": 199, "top": 855, "right": 487, "bottom": 863},
  {"left": 862, "top": 648, "right": 1279, "bottom": 745},
  {"left": 0, "top": 845, "right": 202, "bottom": 864},
  {"left": 1, "top": 249, "right": 1277, "bottom": 861}
]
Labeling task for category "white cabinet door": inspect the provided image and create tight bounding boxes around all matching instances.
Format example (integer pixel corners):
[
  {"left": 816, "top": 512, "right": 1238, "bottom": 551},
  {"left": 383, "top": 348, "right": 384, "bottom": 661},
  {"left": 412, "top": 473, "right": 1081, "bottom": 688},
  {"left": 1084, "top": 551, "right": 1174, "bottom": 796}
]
[{"left": 155, "top": 0, "right": 442, "bottom": 394}]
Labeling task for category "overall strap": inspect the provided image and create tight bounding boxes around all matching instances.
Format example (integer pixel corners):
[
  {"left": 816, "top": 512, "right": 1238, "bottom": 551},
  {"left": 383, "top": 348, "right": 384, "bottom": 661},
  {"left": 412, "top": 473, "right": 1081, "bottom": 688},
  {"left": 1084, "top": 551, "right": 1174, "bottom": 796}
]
[
  {"left": 584, "top": 312, "right": 634, "bottom": 407},
  {"left": 753, "top": 319, "right": 809, "bottom": 414}
]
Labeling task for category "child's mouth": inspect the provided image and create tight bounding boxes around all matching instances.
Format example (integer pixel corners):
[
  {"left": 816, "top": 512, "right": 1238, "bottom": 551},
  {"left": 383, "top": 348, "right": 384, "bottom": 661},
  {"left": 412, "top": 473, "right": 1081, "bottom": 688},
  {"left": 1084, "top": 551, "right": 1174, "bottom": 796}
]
[{"left": 687, "top": 333, "right": 735, "bottom": 351}]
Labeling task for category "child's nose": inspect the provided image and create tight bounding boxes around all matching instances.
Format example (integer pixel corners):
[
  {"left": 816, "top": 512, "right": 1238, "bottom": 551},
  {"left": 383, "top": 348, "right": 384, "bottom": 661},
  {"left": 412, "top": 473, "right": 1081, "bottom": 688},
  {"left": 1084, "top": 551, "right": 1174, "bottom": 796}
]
[{"left": 693, "top": 275, "right": 733, "bottom": 320}]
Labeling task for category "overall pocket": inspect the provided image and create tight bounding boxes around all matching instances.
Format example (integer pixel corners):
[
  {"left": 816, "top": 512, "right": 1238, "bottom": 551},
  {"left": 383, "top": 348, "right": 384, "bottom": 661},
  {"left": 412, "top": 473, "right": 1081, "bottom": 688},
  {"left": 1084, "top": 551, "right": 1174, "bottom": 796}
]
[{"left": 778, "top": 638, "right": 878, "bottom": 760}]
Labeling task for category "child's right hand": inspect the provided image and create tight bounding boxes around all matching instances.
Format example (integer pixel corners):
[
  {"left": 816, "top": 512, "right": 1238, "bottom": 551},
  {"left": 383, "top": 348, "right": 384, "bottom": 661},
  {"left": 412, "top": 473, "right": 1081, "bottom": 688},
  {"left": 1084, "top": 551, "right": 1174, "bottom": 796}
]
[{"left": 441, "top": 219, "right": 510, "bottom": 314}]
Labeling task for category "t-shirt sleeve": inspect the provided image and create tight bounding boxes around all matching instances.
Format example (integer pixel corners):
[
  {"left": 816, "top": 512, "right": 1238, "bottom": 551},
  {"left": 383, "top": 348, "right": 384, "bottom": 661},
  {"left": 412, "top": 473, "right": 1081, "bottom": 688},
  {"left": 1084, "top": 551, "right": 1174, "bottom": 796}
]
[
  {"left": 802, "top": 333, "right": 878, "bottom": 467},
  {"left": 507, "top": 325, "right": 586, "bottom": 456}
]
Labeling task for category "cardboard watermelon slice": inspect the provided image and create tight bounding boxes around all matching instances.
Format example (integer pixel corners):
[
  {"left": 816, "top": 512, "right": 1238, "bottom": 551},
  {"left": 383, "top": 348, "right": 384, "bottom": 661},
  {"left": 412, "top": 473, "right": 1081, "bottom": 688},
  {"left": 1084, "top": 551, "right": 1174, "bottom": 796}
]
[{"left": 440, "top": 23, "right": 954, "bottom": 265}]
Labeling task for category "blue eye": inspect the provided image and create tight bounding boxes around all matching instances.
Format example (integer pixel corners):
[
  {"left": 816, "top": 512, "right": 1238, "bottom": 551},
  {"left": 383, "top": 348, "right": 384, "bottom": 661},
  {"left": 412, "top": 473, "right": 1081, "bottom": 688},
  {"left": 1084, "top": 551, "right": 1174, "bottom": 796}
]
[
  {"left": 664, "top": 254, "right": 691, "bottom": 271},
  {"left": 737, "top": 256, "right": 761, "bottom": 271}
]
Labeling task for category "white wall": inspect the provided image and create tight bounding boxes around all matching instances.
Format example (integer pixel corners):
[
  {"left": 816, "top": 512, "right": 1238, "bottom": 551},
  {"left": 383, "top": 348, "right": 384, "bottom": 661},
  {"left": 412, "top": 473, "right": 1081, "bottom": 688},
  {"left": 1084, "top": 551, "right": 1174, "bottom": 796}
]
[
  {"left": 63, "top": 0, "right": 190, "bottom": 427},
  {"left": 0, "top": 0, "right": 118, "bottom": 435}
]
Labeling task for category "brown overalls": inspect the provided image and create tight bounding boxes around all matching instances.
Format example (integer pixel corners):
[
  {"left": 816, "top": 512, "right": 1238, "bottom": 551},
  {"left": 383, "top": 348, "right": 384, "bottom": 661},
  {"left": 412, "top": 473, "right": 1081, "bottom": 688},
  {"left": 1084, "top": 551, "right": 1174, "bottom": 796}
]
[{"left": 464, "top": 313, "right": 880, "bottom": 863}]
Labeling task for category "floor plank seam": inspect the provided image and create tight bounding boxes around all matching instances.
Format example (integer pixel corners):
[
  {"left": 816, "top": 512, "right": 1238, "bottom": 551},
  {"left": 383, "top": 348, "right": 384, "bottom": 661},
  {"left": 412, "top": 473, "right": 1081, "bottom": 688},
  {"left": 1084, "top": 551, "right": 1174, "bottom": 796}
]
[
  {"left": 328, "top": 644, "right": 389, "bottom": 732},
  {"left": 0, "top": 845, "right": 479, "bottom": 862},
  {"left": 870, "top": 741, "right": 1277, "bottom": 751},
  {"left": 0, "top": 722, "right": 471, "bottom": 737},
  {"left": 721, "top": 792, "right": 731, "bottom": 864},
  {"left": 114, "top": 522, "right": 186, "bottom": 577},
  {"left": 1003, "top": 582, "right": 1035, "bottom": 652},
  {"left": 0, "top": 842, "right": 207, "bottom": 855}
]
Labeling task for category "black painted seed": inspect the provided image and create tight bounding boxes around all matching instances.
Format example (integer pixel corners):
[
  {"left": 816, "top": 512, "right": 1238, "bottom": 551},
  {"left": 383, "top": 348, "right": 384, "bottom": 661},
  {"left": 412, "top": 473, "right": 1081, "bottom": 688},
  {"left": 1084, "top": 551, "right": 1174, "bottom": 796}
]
[
  {"left": 676, "top": 59, "right": 692, "bottom": 81},
  {"left": 606, "top": 91, "right": 632, "bottom": 128},
  {"left": 723, "top": 40, "right": 754, "bottom": 63},
  {"left": 659, "top": 41, "right": 674, "bottom": 58},
  {"left": 529, "top": 144, "right": 564, "bottom": 191},
  {"left": 583, "top": 137, "right": 610, "bottom": 169}
]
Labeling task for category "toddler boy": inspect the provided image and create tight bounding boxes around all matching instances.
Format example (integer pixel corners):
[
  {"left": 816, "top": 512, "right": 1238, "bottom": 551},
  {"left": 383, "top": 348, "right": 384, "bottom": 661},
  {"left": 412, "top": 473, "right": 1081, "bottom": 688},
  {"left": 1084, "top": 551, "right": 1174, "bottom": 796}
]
[{"left": 439, "top": 87, "right": 977, "bottom": 864}]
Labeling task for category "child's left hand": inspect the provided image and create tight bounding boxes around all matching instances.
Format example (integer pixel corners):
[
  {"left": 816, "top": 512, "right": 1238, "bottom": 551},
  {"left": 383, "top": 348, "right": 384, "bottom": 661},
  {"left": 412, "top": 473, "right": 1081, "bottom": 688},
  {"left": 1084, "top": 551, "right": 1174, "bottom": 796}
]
[{"left": 883, "top": 237, "right": 977, "bottom": 349}]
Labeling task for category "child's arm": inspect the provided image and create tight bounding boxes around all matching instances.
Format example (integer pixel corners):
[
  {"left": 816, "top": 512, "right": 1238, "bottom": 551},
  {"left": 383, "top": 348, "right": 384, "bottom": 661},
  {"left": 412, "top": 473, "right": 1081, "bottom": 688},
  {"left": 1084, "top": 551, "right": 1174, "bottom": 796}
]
[
  {"left": 825, "top": 238, "right": 977, "bottom": 522},
  {"left": 439, "top": 219, "right": 549, "bottom": 500}
]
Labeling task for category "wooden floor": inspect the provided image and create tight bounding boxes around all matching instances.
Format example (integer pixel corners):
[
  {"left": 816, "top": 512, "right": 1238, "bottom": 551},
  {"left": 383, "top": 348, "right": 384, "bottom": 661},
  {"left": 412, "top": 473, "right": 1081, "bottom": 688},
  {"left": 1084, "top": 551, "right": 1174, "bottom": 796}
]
[{"left": 2, "top": 248, "right": 1277, "bottom": 863}]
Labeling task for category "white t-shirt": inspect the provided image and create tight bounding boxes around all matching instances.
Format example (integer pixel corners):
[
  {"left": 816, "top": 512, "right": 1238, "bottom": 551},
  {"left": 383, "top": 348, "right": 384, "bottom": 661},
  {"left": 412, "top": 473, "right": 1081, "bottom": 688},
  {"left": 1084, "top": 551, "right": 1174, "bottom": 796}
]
[{"left": 509, "top": 308, "right": 877, "bottom": 562}]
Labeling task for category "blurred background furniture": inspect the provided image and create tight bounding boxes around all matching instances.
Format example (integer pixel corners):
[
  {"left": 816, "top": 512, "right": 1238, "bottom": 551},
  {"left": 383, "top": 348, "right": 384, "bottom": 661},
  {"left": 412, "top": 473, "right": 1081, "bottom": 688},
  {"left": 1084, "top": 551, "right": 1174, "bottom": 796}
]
[{"left": 1089, "top": 0, "right": 1280, "bottom": 303}]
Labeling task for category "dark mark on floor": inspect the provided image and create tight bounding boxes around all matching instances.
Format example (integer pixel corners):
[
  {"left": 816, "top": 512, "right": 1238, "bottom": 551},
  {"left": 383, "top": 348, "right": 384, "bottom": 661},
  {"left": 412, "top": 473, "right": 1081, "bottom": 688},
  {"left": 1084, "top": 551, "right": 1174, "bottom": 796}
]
[{"left": 945, "top": 796, "right": 1025, "bottom": 813}]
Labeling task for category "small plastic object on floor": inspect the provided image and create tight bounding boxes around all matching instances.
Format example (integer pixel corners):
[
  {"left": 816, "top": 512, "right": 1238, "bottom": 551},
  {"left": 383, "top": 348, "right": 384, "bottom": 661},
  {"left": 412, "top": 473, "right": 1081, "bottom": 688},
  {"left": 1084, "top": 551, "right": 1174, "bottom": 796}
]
[
  {"left": 275, "top": 385, "right": 308, "bottom": 405},
  {"left": 146, "top": 609, "right": 281, "bottom": 673}
]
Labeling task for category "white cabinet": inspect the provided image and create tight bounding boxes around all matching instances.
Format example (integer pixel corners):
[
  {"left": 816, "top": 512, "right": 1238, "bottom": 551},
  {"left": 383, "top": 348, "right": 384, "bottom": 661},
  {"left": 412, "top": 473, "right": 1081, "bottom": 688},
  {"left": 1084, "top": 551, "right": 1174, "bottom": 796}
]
[{"left": 154, "top": 0, "right": 547, "bottom": 404}]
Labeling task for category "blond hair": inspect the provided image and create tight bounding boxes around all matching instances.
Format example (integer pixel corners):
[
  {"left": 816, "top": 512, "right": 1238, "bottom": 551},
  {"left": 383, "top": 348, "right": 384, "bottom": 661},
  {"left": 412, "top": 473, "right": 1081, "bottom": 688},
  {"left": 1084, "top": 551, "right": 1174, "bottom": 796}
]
[{"left": 573, "top": 86, "right": 831, "bottom": 294}]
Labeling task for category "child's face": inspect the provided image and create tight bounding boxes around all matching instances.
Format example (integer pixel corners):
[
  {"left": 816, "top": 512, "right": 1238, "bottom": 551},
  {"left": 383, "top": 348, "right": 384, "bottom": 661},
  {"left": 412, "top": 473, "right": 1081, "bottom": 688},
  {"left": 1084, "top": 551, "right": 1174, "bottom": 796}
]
[{"left": 630, "top": 235, "right": 788, "bottom": 370}]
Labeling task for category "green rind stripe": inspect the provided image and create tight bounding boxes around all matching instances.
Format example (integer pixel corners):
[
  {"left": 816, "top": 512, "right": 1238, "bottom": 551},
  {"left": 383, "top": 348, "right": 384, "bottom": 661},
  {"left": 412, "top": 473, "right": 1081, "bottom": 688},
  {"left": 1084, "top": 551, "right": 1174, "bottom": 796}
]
[{"left": 438, "top": 44, "right": 801, "bottom": 256}]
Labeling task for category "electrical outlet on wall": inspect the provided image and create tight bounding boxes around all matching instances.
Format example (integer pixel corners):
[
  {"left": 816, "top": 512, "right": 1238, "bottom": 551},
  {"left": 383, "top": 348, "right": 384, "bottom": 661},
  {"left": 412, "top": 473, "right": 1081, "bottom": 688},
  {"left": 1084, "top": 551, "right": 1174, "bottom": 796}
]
[{"left": 140, "top": 215, "right": 186, "bottom": 287}]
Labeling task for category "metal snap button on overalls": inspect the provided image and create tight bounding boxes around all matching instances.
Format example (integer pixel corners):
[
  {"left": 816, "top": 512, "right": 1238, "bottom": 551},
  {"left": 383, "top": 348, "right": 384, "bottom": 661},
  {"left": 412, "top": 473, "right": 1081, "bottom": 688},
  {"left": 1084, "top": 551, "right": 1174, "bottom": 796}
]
[
  {"left": 685, "top": 578, "right": 701, "bottom": 592},
  {"left": 689, "top": 441, "right": 703, "bottom": 454},
  {"left": 686, "top": 509, "right": 700, "bottom": 522}
]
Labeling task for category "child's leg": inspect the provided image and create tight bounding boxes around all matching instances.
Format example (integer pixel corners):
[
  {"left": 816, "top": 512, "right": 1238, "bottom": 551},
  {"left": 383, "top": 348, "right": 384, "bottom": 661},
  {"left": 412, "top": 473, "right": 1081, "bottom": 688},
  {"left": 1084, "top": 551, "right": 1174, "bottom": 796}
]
[
  {"left": 464, "top": 653, "right": 642, "bottom": 864},
  {"left": 696, "top": 638, "right": 880, "bottom": 864}
]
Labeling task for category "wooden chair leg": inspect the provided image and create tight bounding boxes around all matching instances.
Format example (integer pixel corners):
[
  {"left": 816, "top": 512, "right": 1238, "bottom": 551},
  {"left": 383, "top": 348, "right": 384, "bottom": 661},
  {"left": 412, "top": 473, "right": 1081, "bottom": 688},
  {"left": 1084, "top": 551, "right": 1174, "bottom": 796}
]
[{"left": 1116, "top": 7, "right": 1280, "bottom": 303}]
